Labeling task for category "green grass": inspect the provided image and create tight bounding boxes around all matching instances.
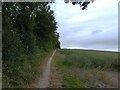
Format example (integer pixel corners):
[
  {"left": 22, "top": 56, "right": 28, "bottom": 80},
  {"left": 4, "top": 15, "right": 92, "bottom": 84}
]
[
  {"left": 53, "top": 52, "right": 85, "bottom": 88},
  {"left": 63, "top": 75, "right": 85, "bottom": 88},
  {"left": 58, "top": 49, "right": 118, "bottom": 71},
  {"left": 53, "top": 49, "right": 118, "bottom": 88}
]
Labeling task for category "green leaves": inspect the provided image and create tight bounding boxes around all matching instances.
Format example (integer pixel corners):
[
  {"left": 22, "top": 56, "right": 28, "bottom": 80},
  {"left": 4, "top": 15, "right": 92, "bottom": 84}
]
[
  {"left": 2, "top": 2, "right": 60, "bottom": 87},
  {"left": 3, "top": 2, "right": 60, "bottom": 59}
]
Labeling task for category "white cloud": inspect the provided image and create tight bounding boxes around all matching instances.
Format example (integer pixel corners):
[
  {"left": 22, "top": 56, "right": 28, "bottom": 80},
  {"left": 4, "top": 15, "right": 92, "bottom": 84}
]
[
  {"left": 51, "top": 0, "right": 118, "bottom": 51},
  {"left": 66, "top": 12, "right": 99, "bottom": 24}
]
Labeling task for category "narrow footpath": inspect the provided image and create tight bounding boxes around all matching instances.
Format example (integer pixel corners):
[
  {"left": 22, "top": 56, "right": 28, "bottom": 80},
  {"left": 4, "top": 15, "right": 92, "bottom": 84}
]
[{"left": 30, "top": 50, "right": 56, "bottom": 88}]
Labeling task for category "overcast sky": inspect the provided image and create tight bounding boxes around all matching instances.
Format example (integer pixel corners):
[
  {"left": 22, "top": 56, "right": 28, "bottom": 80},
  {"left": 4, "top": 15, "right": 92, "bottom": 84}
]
[{"left": 51, "top": 0, "right": 119, "bottom": 52}]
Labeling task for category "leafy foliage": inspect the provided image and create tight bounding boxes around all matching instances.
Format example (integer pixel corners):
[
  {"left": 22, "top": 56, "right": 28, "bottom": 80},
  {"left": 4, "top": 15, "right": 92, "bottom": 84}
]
[
  {"left": 64, "top": 0, "right": 96, "bottom": 10},
  {"left": 2, "top": 2, "right": 60, "bottom": 87}
]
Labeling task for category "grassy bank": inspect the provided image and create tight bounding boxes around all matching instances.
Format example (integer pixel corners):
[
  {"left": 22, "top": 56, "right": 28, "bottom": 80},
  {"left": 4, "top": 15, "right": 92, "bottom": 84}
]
[
  {"left": 53, "top": 49, "right": 118, "bottom": 88},
  {"left": 2, "top": 51, "right": 50, "bottom": 88}
]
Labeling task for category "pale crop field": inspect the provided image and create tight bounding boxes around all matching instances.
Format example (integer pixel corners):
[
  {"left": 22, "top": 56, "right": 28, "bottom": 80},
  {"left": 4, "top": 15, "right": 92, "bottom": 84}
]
[{"left": 53, "top": 49, "right": 119, "bottom": 88}]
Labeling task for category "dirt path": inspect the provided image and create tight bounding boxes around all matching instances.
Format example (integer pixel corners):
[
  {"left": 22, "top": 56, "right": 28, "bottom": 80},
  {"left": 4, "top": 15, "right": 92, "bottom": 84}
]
[
  {"left": 37, "top": 50, "right": 56, "bottom": 88},
  {"left": 29, "top": 50, "right": 56, "bottom": 88}
]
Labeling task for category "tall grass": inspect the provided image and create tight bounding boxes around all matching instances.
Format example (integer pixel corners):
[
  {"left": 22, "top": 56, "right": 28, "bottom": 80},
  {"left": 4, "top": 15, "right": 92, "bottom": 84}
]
[
  {"left": 58, "top": 49, "right": 118, "bottom": 71},
  {"left": 53, "top": 49, "right": 118, "bottom": 88}
]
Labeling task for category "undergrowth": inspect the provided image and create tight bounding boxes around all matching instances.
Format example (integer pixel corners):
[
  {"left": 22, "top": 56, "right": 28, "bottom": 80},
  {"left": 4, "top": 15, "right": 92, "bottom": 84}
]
[{"left": 2, "top": 51, "right": 48, "bottom": 88}]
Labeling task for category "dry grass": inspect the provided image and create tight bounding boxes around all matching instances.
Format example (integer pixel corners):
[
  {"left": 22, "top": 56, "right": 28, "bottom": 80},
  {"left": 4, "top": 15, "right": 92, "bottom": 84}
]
[
  {"left": 98, "top": 71, "right": 118, "bottom": 87},
  {"left": 66, "top": 68, "right": 118, "bottom": 88},
  {"left": 54, "top": 49, "right": 118, "bottom": 88}
]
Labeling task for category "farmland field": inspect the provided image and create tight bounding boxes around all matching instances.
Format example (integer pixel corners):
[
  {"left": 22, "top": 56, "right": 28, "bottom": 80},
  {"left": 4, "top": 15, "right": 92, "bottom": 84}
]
[{"left": 51, "top": 49, "right": 119, "bottom": 88}]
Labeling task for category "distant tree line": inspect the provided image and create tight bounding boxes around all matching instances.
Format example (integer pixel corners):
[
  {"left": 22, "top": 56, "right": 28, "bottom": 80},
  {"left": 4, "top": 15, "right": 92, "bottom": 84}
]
[{"left": 2, "top": 2, "right": 60, "bottom": 61}]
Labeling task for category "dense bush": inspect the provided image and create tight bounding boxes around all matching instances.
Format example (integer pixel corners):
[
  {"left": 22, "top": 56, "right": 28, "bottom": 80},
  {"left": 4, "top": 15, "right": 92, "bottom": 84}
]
[{"left": 2, "top": 2, "right": 60, "bottom": 87}]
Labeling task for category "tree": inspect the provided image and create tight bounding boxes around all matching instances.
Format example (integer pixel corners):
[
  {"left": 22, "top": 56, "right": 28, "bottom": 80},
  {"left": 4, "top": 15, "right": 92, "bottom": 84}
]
[
  {"left": 64, "top": 0, "right": 96, "bottom": 10},
  {"left": 2, "top": 2, "right": 60, "bottom": 58},
  {"left": 2, "top": 2, "right": 60, "bottom": 87}
]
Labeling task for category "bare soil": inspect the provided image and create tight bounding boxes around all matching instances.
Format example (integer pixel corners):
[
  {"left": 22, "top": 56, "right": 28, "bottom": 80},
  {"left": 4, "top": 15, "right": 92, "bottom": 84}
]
[{"left": 28, "top": 50, "right": 56, "bottom": 88}]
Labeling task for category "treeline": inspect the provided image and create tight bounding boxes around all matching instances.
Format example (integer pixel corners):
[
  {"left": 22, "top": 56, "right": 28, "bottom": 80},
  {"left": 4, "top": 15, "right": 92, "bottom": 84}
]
[
  {"left": 3, "top": 2, "right": 60, "bottom": 61},
  {"left": 2, "top": 2, "right": 60, "bottom": 87}
]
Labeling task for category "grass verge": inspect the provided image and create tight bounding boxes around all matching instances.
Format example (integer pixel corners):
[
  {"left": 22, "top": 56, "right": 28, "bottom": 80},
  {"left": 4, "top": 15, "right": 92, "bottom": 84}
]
[{"left": 53, "top": 53, "right": 85, "bottom": 88}]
